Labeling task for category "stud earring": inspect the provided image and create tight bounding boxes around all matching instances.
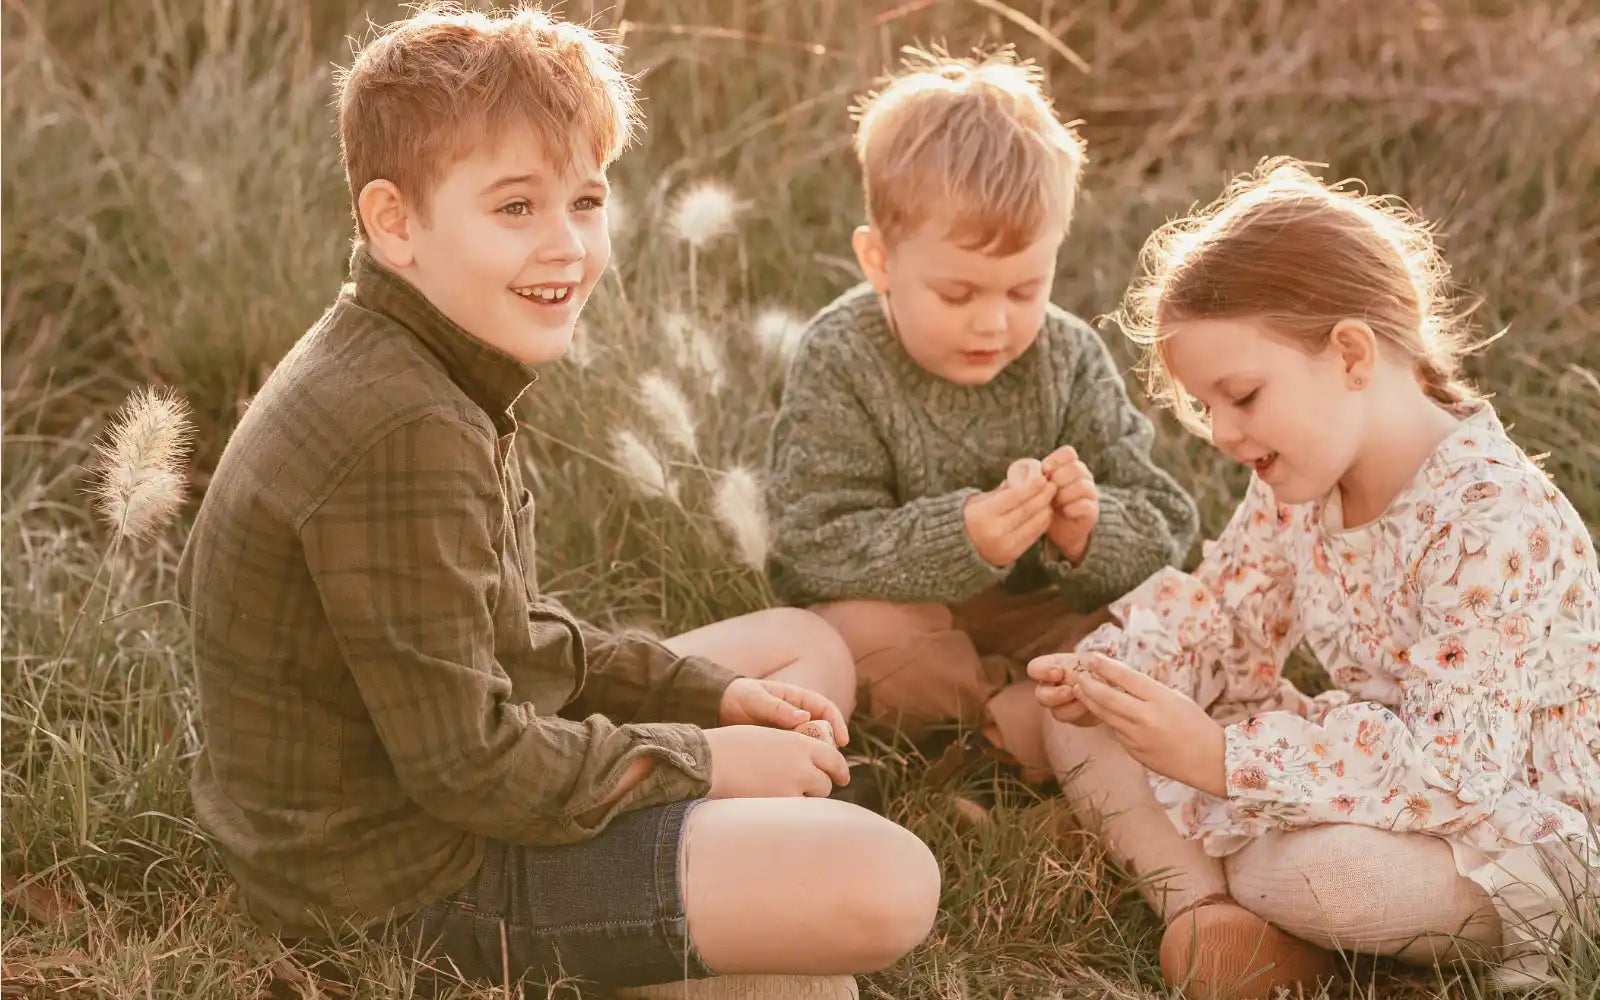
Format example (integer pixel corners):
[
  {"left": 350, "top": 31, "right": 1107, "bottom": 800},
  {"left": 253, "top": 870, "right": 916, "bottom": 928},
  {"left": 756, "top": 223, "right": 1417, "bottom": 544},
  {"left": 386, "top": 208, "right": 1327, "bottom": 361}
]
[{"left": 1350, "top": 376, "right": 1366, "bottom": 389}]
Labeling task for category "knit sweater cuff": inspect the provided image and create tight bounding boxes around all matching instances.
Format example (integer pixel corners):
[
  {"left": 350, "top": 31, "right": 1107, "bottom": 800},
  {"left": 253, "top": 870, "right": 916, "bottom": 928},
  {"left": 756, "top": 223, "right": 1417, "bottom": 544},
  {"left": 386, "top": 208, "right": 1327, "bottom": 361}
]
[
  {"left": 1041, "top": 493, "right": 1141, "bottom": 606},
  {"left": 924, "top": 487, "right": 1014, "bottom": 598}
]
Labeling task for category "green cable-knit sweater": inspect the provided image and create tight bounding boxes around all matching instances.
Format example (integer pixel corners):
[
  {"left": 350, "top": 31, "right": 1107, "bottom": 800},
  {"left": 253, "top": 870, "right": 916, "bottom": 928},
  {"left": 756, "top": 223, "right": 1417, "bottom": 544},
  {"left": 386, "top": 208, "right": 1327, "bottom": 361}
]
[{"left": 764, "top": 283, "right": 1199, "bottom": 610}]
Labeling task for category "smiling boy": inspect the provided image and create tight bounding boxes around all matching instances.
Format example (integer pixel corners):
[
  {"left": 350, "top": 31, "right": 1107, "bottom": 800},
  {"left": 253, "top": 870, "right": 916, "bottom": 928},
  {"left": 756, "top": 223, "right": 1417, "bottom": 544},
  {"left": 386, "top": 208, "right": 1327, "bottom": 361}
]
[
  {"left": 178, "top": 7, "right": 936, "bottom": 996},
  {"left": 764, "top": 47, "right": 1198, "bottom": 783}
]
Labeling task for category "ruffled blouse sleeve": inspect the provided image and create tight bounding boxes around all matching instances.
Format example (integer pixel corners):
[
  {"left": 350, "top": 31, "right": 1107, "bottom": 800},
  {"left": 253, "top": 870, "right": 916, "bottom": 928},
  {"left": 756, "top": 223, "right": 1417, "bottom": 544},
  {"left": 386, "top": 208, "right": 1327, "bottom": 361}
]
[{"left": 1076, "top": 474, "right": 1313, "bottom": 717}]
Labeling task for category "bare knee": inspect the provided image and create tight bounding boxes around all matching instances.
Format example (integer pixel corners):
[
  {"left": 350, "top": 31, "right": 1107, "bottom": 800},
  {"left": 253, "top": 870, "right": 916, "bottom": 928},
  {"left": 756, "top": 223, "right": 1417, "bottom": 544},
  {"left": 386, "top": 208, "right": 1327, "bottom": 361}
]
[
  {"left": 835, "top": 813, "right": 941, "bottom": 967},
  {"left": 682, "top": 799, "right": 940, "bottom": 974},
  {"left": 775, "top": 607, "right": 858, "bottom": 715},
  {"left": 1225, "top": 828, "right": 1498, "bottom": 956}
]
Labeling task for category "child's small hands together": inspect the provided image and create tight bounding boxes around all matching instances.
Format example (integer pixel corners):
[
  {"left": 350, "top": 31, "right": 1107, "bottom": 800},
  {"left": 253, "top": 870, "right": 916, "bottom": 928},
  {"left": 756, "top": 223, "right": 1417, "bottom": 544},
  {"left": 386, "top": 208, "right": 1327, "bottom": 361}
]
[
  {"left": 717, "top": 677, "right": 850, "bottom": 747},
  {"left": 705, "top": 679, "right": 852, "bottom": 797},
  {"left": 1041, "top": 446, "right": 1099, "bottom": 565},
  {"left": 702, "top": 725, "right": 850, "bottom": 798},
  {"left": 964, "top": 460, "right": 1058, "bottom": 567},
  {"left": 1025, "top": 653, "right": 1097, "bottom": 726},
  {"left": 1071, "top": 654, "right": 1228, "bottom": 797}
]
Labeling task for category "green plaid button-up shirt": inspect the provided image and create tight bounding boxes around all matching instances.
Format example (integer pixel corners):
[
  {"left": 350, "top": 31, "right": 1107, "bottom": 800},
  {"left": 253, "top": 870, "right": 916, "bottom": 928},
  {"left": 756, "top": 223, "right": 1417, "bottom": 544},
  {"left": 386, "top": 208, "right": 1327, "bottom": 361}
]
[{"left": 178, "top": 248, "right": 736, "bottom": 938}]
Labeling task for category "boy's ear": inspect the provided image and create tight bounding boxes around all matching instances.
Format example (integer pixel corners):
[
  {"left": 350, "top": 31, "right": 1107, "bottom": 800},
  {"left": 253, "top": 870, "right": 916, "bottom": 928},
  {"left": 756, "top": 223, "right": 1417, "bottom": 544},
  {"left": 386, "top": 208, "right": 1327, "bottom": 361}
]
[
  {"left": 851, "top": 225, "right": 890, "bottom": 293},
  {"left": 358, "top": 179, "right": 417, "bottom": 268},
  {"left": 1328, "top": 318, "right": 1378, "bottom": 388}
]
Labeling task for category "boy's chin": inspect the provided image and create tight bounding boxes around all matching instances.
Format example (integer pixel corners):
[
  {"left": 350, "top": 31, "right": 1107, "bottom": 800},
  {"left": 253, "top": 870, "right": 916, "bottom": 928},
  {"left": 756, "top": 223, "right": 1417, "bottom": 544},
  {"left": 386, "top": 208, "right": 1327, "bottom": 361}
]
[{"left": 500, "top": 326, "right": 578, "bottom": 366}]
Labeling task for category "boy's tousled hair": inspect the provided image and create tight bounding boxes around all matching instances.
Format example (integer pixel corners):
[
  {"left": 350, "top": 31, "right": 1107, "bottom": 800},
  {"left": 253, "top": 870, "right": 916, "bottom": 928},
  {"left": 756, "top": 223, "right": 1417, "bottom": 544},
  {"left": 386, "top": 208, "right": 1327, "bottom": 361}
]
[
  {"left": 851, "top": 45, "right": 1086, "bottom": 255},
  {"left": 335, "top": 3, "right": 639, "bottom": 236},
  {"left": 1118, "top": 157, "right": 1483, "bottom": 436}
]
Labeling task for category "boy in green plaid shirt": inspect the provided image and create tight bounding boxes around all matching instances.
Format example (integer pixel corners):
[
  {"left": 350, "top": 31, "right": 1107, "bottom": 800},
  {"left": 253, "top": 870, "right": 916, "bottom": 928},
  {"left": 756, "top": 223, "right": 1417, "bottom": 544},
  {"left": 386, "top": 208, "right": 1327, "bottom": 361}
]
[{"left": 178, "top": 7, "right": 935, "bottom": 997}]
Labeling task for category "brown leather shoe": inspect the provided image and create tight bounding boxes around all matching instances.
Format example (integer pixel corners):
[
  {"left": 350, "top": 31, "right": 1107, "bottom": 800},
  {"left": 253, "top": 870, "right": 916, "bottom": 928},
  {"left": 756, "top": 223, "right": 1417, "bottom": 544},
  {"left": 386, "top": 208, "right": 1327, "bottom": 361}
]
[{"left": 1158, "top": 895, "right": 1340, "bottom": 1000}]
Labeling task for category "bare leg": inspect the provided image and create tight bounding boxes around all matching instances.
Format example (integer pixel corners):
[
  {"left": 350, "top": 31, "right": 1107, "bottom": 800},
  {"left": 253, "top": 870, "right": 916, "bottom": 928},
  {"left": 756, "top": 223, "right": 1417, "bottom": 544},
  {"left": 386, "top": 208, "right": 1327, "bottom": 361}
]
[
  {"left": 666, "top": 608, "right": 857, "bottom": 718},
  {"left": 681, "top": 798, "right": 940, "bottom": 974},
  {"left": 982, "top": 682, "right": 1054, "bottom": 783}
]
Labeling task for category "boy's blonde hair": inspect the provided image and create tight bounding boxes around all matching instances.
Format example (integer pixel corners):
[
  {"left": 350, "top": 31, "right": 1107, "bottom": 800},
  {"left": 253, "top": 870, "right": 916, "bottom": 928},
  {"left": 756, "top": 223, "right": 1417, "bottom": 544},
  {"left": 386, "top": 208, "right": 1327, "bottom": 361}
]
[
  {"left": 335, "top": 3, "right": 639, "bottom": 236},
  {"left": 852, "top": 46, "right": 1086, "bottom": 255},
  {"left": 1119, "top": 157, "right": 1481, "bottom": 436}
]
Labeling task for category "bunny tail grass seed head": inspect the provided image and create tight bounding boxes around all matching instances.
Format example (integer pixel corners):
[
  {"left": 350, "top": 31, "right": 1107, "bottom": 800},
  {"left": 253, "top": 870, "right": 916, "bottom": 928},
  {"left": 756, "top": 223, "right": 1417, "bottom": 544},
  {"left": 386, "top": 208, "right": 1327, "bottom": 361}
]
[
  {"left": 661, "top": 311, "right": 694, "bottom": 367},
  {"left": 670, "top": 180, "right": 740, "bottom": 249},
  {"left": 91, "top": 386, "right": 196, "bottom": 542},
  {"left": 638, "top": 371, "right": 698, "bottom": 455},
  {"left": 754, "top": 307, "right": 808, "bottom": 365},
  {"left": 713, "top": 466, "right": 769, "bottom": 572},
  {"left": 686, "top": 326, "right": 726, "bottom": 394},
  {"left": 612, "top": 428, "right": 678, "bottom": 502}
]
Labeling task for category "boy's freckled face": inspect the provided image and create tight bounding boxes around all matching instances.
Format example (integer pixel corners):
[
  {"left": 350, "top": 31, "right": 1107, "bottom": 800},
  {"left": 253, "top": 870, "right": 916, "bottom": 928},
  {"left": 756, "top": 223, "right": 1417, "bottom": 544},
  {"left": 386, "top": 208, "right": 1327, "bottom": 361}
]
[
  {"left": 870, "top": 220, "right": 1063, "bottom": 386},
  {"left": 404, "top": 125, "right": 611, "bottom": 366}
]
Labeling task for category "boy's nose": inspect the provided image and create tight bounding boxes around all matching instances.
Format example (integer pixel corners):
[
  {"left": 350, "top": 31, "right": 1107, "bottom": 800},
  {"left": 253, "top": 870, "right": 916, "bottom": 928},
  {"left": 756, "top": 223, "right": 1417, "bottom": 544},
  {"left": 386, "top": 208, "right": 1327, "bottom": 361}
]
[
  {"left": 537, "top": 219, "right": 586, "bottom": 263},
  {"left": 972, "top": 301, "right": 1007, "bottom": 337}
]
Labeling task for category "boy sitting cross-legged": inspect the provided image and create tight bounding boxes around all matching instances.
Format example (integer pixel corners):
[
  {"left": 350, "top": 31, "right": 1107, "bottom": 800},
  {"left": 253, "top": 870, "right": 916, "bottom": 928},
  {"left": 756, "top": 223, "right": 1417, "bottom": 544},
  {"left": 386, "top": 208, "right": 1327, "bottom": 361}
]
[
  {"left": 765, "top": 47, "right": 1199, "bottom": 787},
  {"left": 178, "top": 7, "right": 938, "bottom": 997}
]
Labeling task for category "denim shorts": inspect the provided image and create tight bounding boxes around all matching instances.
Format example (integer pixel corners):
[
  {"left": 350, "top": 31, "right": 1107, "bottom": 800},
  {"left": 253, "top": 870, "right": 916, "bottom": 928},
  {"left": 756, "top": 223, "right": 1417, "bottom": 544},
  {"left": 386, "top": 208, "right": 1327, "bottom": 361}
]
[{"left": 400, "top": 799, "right": 713, "bottom": 989}]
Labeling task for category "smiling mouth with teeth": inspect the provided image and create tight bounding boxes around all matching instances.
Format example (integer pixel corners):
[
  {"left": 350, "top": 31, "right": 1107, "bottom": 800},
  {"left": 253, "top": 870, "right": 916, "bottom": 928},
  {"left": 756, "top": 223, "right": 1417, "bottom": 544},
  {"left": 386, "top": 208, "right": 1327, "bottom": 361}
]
[{"left": 514, "top": 285, "right": 574, "bottom": 304}]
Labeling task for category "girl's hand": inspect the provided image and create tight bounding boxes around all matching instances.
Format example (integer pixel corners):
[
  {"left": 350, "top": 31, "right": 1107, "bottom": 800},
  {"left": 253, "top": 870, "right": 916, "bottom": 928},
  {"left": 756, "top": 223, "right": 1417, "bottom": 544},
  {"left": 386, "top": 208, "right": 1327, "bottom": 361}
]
[
  {"left": 1072, "top": 654, "right": 1228, "bottom": 796},
  {"left": 1026, "top": 653, "right": 1098, "bottom": 725},
  {"left": 717, "top": 677, "right": 849, "bottom": 747}
]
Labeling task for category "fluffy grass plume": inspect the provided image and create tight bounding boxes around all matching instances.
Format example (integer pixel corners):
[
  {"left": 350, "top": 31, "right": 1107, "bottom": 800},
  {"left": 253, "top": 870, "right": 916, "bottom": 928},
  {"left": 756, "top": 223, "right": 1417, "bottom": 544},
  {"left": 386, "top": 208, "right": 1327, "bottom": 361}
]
[
  {"left": 669, "top": 179, "right": 740, "bottom": 250},
  {"left": 713, "top": 466, "right": 769, "bottom": 571},
  {"left": 754, "top": 306, "right": 809, "bottom": 365},
  {"left": 612, "top": 428, "right": 678, "bottom": 503},
  {"left": 90, "top": 386, "right": 195, "bottom": 542},
  {"left": 638, "top": 370, "right": 699, "bottom": 455}
]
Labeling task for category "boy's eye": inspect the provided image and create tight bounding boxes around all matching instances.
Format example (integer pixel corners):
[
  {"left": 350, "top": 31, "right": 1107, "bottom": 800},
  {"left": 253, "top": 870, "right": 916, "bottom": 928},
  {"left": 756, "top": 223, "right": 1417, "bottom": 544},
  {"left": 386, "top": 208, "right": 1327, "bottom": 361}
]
[
  {"left": 573, "top": 195, "right": 604, "bottom": 212},
  {"left": 1009, "top": 286, "right": 1043, "bottom": 301},
  {"left": 937, "top": 291, "right": 973, "bottom": 306},
  {"left": 498, "top": 199, "right": 531, "bottom": 217},
  {"left": 1234, "top": 389, "right": 1259, "bottom": 407}
]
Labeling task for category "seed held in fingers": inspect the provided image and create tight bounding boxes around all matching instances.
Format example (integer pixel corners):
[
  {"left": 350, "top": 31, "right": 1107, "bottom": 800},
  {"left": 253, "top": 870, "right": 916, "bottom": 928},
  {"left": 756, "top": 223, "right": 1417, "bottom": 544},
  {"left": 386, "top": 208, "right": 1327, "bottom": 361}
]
[
  {"left": 1008, "top": 457, "right": 1043, "bottom": 489},
  {"left": 794, "top": 719, "right": 833, "bottom": 744}
]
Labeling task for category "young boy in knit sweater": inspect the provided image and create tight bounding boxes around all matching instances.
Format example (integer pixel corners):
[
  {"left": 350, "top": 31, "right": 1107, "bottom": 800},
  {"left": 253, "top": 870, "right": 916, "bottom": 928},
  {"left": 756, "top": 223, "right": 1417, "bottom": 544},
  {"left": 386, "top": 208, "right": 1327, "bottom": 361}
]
[{"left": 765, "top": 48, "right": 1198, "bottom": 780}]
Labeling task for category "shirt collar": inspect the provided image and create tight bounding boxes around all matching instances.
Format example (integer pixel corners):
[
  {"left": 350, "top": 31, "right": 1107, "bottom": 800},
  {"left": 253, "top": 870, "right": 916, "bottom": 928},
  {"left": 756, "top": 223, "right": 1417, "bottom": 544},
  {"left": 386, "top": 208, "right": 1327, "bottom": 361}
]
[{"left": 347, "top": 244, "right": 537, "bottom": 428}]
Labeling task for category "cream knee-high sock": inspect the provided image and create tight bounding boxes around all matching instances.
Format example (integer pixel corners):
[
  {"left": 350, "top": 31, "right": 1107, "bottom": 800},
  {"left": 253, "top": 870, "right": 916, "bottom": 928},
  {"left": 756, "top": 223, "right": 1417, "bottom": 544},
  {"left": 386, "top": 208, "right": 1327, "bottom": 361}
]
[
  {"left": 1224, "top": 826, "right": 1502, "bottom": 964},
  {"left": 1044, "top": 720, "right": 1228, "bottom": 919}
]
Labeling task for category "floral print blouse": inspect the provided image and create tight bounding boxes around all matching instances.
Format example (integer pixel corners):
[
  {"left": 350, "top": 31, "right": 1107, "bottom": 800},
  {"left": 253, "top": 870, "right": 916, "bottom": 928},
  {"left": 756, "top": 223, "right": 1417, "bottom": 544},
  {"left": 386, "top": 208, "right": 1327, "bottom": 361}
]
[{"left": 1078, "top": 403, "right": 1599, "bottom": 963}]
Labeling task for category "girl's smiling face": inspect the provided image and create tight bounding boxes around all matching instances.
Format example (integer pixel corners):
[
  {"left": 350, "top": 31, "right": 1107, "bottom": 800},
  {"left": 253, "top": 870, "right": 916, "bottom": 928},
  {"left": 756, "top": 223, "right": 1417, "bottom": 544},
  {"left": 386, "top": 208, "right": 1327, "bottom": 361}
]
[{"left": 1161, "top": 316, "right": 1367, "bottom": 505}]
